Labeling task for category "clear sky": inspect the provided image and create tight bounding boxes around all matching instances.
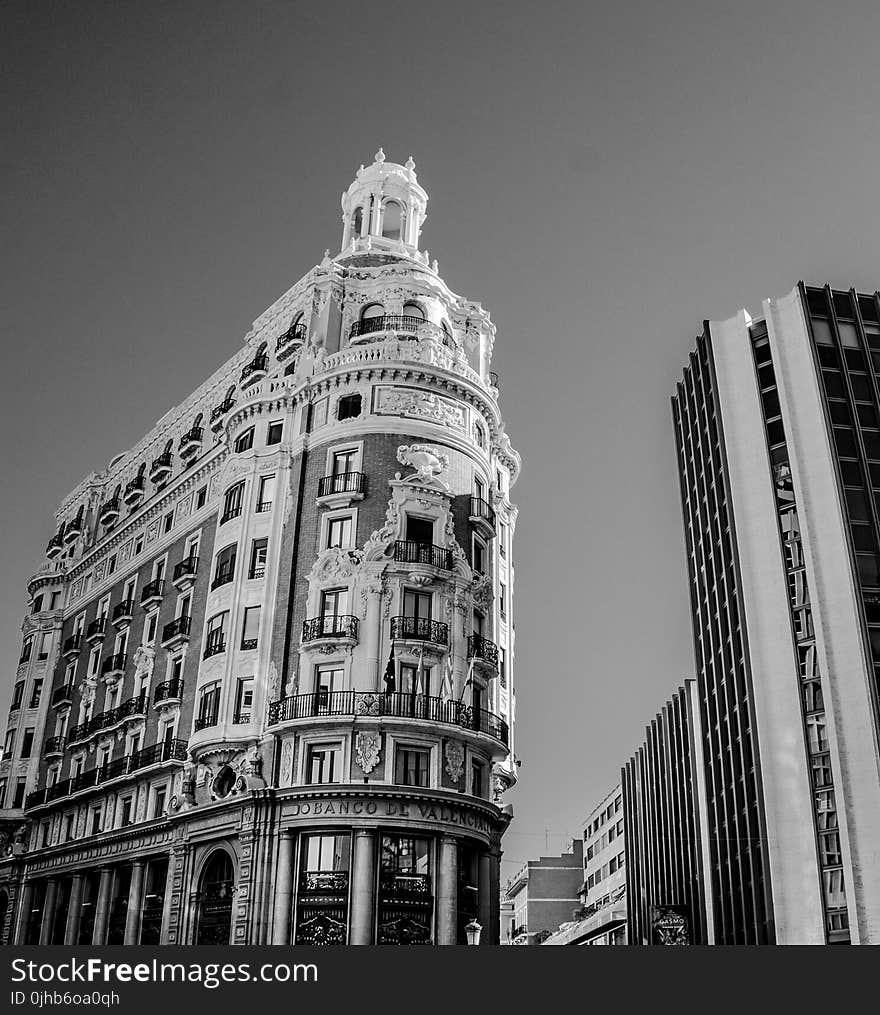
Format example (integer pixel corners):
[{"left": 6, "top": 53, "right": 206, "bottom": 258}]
[{"left": 3, "top": 0, "right": 880, "bottom": 882}]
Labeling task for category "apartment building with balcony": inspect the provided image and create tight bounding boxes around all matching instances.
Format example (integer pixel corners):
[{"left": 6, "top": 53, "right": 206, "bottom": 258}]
[
  {"left": 501, "top": 841, "right": 583, "bottom": 945},
  {"left": 0, "top": 150, "right": 520, "bottom": 946}
]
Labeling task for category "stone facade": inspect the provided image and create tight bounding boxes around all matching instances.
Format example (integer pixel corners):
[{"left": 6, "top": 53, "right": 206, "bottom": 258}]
[{"left": 0, "top": 151, "right": 520, "bottom": 946}]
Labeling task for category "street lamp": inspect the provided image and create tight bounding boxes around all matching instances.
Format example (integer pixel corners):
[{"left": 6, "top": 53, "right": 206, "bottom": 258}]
[{"left": 465, "top": 919, "right": 482, "bottom": 946}]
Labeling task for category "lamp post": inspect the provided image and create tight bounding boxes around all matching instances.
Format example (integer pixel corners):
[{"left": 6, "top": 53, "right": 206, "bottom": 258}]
[{"left": 465, "top": 919, "right": 482, "bottom": 946}]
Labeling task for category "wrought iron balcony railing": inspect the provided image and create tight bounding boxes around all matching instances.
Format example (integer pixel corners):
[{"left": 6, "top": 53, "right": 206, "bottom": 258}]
[
  {"left": 467, "top": 633, "right": 499, "bottom": 668},
  {"left": 349, "top": 314, "right": 424, "bottom": 340},
  {"left": 276, "top": 321, "right": 306, "bottom": 354},
  {"left": 203, "top": 632, "right": 226, "bottom": 658},
  {"left": 101, "top": 651, "right": 127, "bottom": 676},
  {"left": 44, "top": 735, "right": 66, "bottom": 756},
  {"left": 469, "top": 496, "right": 496, "bottom": 529},
  {"left": 179, "top": 425, "right": 204, "bottom": 453},
  {"left": 153, "top": 677, "right": 184, "bottom": 704},
  {"left": 161, "top": 615, "right": 191, "bottom": 644},
  {"left": 299, "top": 871, "right": 350, "bottom": 894},
  {"left": 211, "top": 565, "right": 235, "bottom": 590},
  {"left": 267, "top": 690, "right": 508, "bottom": 745},
  {"left": 193, "top": 712, "right": 219, "bottom": 732},
  {"left": 46, "top": 533, "right": 64, "bottom": 558},
  {"left": 390, "top": 615, "right": 449, "bottom": 645},
  {"left": 112, "top": 599, "right": 134, "bottom": 625},
  {"left": 302, "top": 615, "right": 359, "bottom": 643},
  {"left": 129, "top": 739, "right": 188, "bottom": 772},
  {"left": 219, "top": 504, "right": 243, "bottom": 525},
  {"left": 241, "top": 353, "right": 269, "bottom": 383},
  {"left": 52, "top": 683, "right": 74, "bottom": 706},
  {"left": 317, "top": 472, "right": 366, "bottom": 498},
  {"left": 232, "top": 711, "right": 252, "bottom": 724},
  {"left": 172, "top": 554, "right": 199, "bottom": 585},
  {"left": 392, "top": 540, "right": 453, "bottom": 571},
  {"left": 123, "top": 476, "right": 145, "bottom": 504},
  {"left": 140, "top": 578, "right": 166, "bottom": 604},
  {"left": 210, "top": 398, "right": 235, "bottom": 424},
  {"left": 67, "top": 692, "right": 146, "bottom": 744},
  {"left": 62, "top": 634, "right": 82, "bottom": 658},
  {"left": 99, "top": 497, "right": 120, "bottom": 525},
  {"left": 150, "top": 451, "right": 173, "bottom": 481},
  {"left": 85, "top": 618, "right": 107, "bottom": 642}
]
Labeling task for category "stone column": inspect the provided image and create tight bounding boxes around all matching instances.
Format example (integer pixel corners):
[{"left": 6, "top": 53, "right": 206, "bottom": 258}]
[
  {"left": 488, "top": 848, "right": 502, "bottom": 947},
  {"left": 14, "top": 880, "right": 34, "bottom": 944},
  {"left": 64, "top": 874, "right": 84, "bottom": 945},
  {"left": 272, "top": 831, "right": 295, "bottom": 945},
  {"left": 123, "top": 862, "right": 145, "bottom": 945},
  {"left": 159, "top": 853, "right": 175, "bottom": 944},
  {"left": 38, "top": 879, "right": 58, "bottom": 946},
  {"left": 478, "top": 852, "right": 492, "bottom": 946},
  {"left": 436, "top": 835, "right": 459, "bottom": 945},
  {"left": 349, "top": 829, "right": 377, "bottom": 945},
  {"left": 92, "top": 867, "right": 113, "bottom": 945},
  {"left": 362, "top": 582, "right": 383, "bottom": 690}
]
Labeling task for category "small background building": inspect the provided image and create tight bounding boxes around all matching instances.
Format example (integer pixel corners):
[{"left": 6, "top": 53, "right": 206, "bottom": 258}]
[{"left": 501, "top": 840, "right": 583, "bottom": 944}]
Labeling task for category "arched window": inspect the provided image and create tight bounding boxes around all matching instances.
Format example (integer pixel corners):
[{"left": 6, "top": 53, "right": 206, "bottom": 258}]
[
  {"left": 193, "top": 413, "right": 203, "bottom": 429},
  {"left": 472, "top": 422, "right": 486, "bottom": 449},
  {"left": 382, "top": 200, "right": 403, "bottom": 241},
  {"left": 196, "top": 851, "right": 235, "bottom": 945},
  {"left": 402, "top": 302, "right": 425, "bottom": 321},
  {"left": 362, "top": 304, "right": 384, "bottom": 322},
  {"left": 163, "top": 439, "right": 173, "bottom": 455},
  {"left": 338, "top": 393, "right": 362, "bottom": 421},
  {"left": 352, "top": 206, "right": 363, "bottom": 237},
  {"left": 137, "top": 463, "right": 146, "bottom": 479}
]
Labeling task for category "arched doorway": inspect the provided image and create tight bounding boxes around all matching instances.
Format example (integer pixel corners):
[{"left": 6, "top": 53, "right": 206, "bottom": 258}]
[{"left": 195, "top": 850, "right": 235, "bottom": 945}]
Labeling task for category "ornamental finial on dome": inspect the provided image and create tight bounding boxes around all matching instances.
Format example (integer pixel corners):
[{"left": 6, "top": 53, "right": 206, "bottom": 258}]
[
  {"left": 405, "top": 156, "right": 416, "bottom": 172},
  {"left": 374, "top": 147, "right": 385, "bottom": 164}
]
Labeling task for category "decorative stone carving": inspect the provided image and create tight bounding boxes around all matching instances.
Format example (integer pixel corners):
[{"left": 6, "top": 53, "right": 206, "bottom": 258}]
[
  {"left": 444, "top": 740, "right": 464, "bottom": 783},
  {"left": 279, "top": 739, "right": 294, "bottom": 787},
  {"left": 307, "top": 545, "right": 364, "bottom": 585},
  {"left": 133, "top": 644, "right": 155, "bottom": 680},
  {"left": 492, "top": 774, "right": 508, "bottom": 803},
  {"left": 396, "top": 443, "right": 449, "bottom": 481},
  {"left": 355, "top": 732, "right": 381, "bottom": 774},
  {"left": 364, "top": 497, "right": 400, "bottom": 557},
  {"left": 378, "top": 389, "right": 465, "bottom": 430},
  {"left": 471, "top": 574, "right": 493, "bottom": 612}
]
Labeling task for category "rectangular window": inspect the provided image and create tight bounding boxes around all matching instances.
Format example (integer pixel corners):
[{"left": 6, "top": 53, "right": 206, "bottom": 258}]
[
  {"left": 315, "top": 665, "right": 342, "bottom": 710},
  {"left": 38, "top": 632, "right": 51, "bottom": 660},
  {"left": 307, "top": 743, "right": 342, "bottom": 784},
  {"left": 333, "top": 448, "right": 358, "bottom": 476},
  {"left": 153, "top": 786, "right": 167, "bottom": 819},
  {"left": 241, "top": 606, "right": 261, "bottom": 650},
  {"left": 41, "top": 822, "right": 51, "bottom": 847},
  {"left": 234, "top": 677, "right": 254, "bottom": 722},
  {"left": 107, "top": 553, "right": 117, "bottom": 576},
  {"left": 20, "top": 728, "right": 34, "bottom": 758},
  {"left": 399, "top": 663, "right": 430, "bottom": 697},
  {"left": 499, "top": 583, "right": 507, "bottom": 618},
  {"left": 395, "top": 746, "right": 430, "bottom": 787},
  {"left": 134, "top": 535, "right": 144, "bottom": 555},
  {"left": 195, "top": 486, "right": 207, "bottom": 510},
  {"left": 257, "top": 475, "right": 275, "bottom": 512},
  {"left": 11, "top": 681, "right": 24, "bottom": 710},
  {"left": 403, "top": 589, "right": 432, "bottom": 620},
  {"left": 380, "top": 834, "right": 430, "bottom": 875},
  {"left": 163, "top": 511, "right": 174, "bottom": 535},
  {"left": 266, "top": 420, "right": 283, "bottom": 445},
  {"left": 30, "top": 679, "right": 43, "bottom": 708},
  {"left": 234, "top": 427, "right": 255, "bottom": 454},
  {"left": 144, "top": 611, "right": 159, "bottom": 646},
  {"left": 327, "top": 515, "right": 354, "bottom": 549},
  {"left": 498, "top": 521, "right": 508, "bottom": 557},
  {"left": 11, "top": 778, "right": 25, "bottom": 808},
  {"left": 120, "top": 798, "right": 133, "bottom": 827},
  {"left": 320, "top": 588, "right": 348, "bottom": 622},
  {"left": 205, "top": 612, "right": 228, "bottom": 657},
  {"left": 301, "top": 832, "right": 350, "bottom": 874},
  {"left": 65, "top": 813, "right": 75, "bottom": 840},
  {"left": 197, "top": 684, "right": 220, "bottom": 726},
  {"left": 50, "top": 591, "right": 61, "bottom": 611},
  {"left": 91, "top": 806, "right": 103, "bottom": 836},
  {"left": 249, "top": 538, "right": 268, "bottom": 579},
  {"left": 471, "top": 759, "right": 485, "bottom": 797},
  {"left": 19, "top": 637, "right": 33, "bottom": 663},
  {"left": 472, "top": 537, "right": 486, "bottom": 575},
  {"left": 498, "top": 647, "right": 507, "bottom": 689},
  {"left": 31, "top": 594, "right": 43, "bottom": 614},
  {"left": 405, "top": 515, "right": 434, "bottom": 545}
]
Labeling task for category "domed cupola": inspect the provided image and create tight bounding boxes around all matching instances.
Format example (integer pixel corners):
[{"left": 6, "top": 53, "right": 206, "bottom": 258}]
[{"left": 340, "top": 148, "right": 428, "bottom": 258}]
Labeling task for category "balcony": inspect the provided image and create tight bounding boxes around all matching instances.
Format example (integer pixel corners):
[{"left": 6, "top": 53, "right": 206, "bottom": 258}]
[
  {"left": 203, "top": 633, "right": 226, "bottom": 659},
  {"left": 111, "top": 599, "right": 134, "bottom": 628},
  {"left": 153, "top": 678, "right": 183, "bottom": 709},
  {"left": 72, "top": 768, "right": 99, "bottom": 793},
  {"left": 44, "top": 735, "right": 65, "bottom": 758},
  {"left": 299, "top": 870, "right": 349, "bottom": 895},
  {"left": 302, "top": 615, "right": 359, "bottom": 645},
  {"left": 46, "top": 533, "right": 64, "bottom": 559},
  {"left": 232, "top": 711, "right": 252, "bottom": 724},
  {"left": 316, "top": 471, "right": 366, "bottom": 508},
  {"left": 62, "top": 634, "right": 82, "bottom": 659},
  {"left": 172, "top": 554, "right": 199, "bottom": 590},
  {"left": 161, "top": 615, "right": 191, "bottom": 649},
  {"left": 99, "top": 497, "right": 120, "bottom": 527},
  {"left": 52, "top": 683, "right": 74, "bottom": 708},
  {"left": 64, "top": 518, "right": 82, "bottom": 544},
  {"left": 468, "top": 633, "right": 499, "bottom": 672},
  {"left": 46, "top": 778, "right": 71, "bottom": 802},
  {"left": 276, "top": 321, "right": 306, "bottom": 360},
  {"left": 219, "top": 503, "right": 243, "bottom": 526},
  {"left": 140, "top": 578, "right": 166, "bottom": 609},
  {"left": 211, "top": 565, "right": 234, "bottom": 591},
  {"left": 85, "top": 618, "right": 107, "bottom": 644},
  {"left": 26, "top": 788, "right": 47, "bottom": 809},
  {"left": 256, "top": 498, "right": 272, "bottom": 513},
  {"left": 129, "top": 738, "right": 188, "bottom": 772},
  {"left": 193, "top": 712, "right": 219, "bottom": 732},
  {"left": 390, "top": 616, "right": 449, "bottom": 646},
  {"left": 392, "top": 540, "right": 453, "bottom": 571},
  {"left": 179, "top": 425, "right": 204, "bottom": 458},
  {"left": 468, "top": 496, "right": 496, "bottom": 538},
  {"left": 67, "top": 692, "right": 147, "bottom": 746},
  {"left": 210, "top": 398, "right": 235, "bottom": 430},
  {"left": 149, "top": 451, "right": 173, "bottom": 485},
  {"left": 101, "top": 651, "right": 127, "bottom": 682},
  {"left": 379, "top": 872, "right": 432, "bottom": 901},
  {"left": 123, "top": 476, "right": 145, "bottom": 507},
  {"left": 240, "top": 353, "right": 269, "bottom": 386},
  {"left": 267, "top": 690, "right": 509, "bottom": 746},
  {"left": 349, "top": 314, "right": 425, "bottom": 341}
]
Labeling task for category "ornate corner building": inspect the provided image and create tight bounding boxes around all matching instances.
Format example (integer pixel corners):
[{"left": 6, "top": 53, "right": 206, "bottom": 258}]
[{"left": 0, "top": 150, "right": 521, "bottom": 946}]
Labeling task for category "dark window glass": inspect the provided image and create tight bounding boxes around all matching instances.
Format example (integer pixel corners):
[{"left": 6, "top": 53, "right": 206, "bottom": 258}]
[
  {"left": 833, "top": 292, "right": 855, "bottom": 320},
  {"left": 834, "top": 428, "right": 858, "bottom": 458},
  {"left": 266, "top": 421, "right": 283, "bottom": 445},
  {"left": 859, "top": 296, "right": 879, "bottom": 323},
  {"left": 857, "top": 553, "right": 880, "bottom": 587},
  {"left": 817, "top": 339, "right": 839, "bottom": 366},
  {"left": 807, "top": 289, "right": 830, "bottom": 317},
  {"left": 840, "top": 459, "right": 862, "bottom": 485},
  {"left": 767, "top": 419, "right": 785, "bottom": 447},
  {"left": 829, "top": 401, "right": 852, "bottom": 426},
  {"left": 757, "top": 363, "right": 776, "bottom": 390},
  {"left": 846, "top": 489, "right": 871, "bottom": 522},
  {"left": 337, "top": 394, "right": 361, "bottom": 420},
  {"left": 851, "top": 523, "right": 875, "bottom": 552},
  {"left": 845, "top": 347, "right": 867, "bottom": 372},
  {"left": 761, "top": 389, "right": 781, "bottom": 419},
  {"left": 864, "top": 431, "right": 880, "bottom": 460},
  {"left": 851, "top": 374, "right": 873, "bottom": 401},
  {"left": 858, "top": 403, "right": 879, "bottom": 429},
  {"left": 822, "top": 370, "right": 846, "bottom": 399}
]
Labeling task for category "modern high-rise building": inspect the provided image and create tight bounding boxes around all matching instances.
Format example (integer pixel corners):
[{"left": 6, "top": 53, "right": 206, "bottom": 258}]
[
  {"left": 672, "top": 282, "right": 880, "bottom": 945},
  {"left": 621, "top": 679, "right": 709, "bottom": 945},
  {"left": 0, "top": 150, "right": 520, "bottom": 946}
]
